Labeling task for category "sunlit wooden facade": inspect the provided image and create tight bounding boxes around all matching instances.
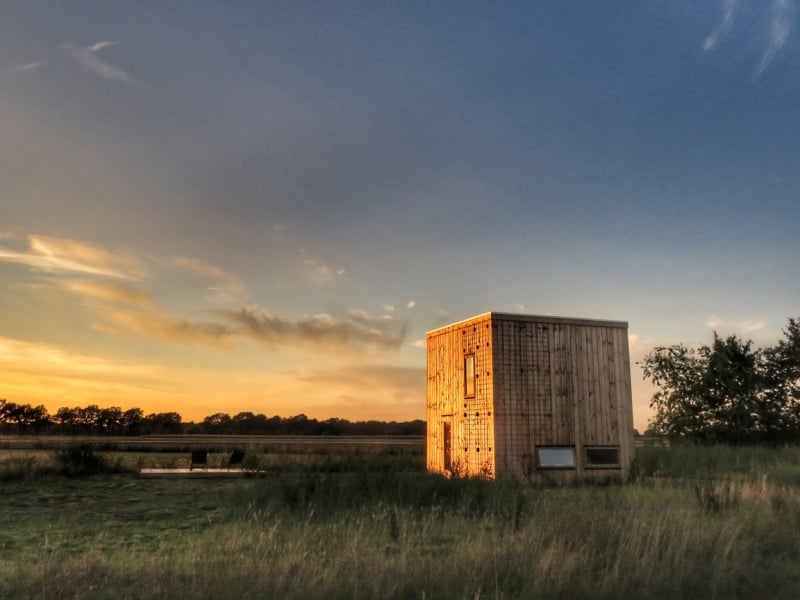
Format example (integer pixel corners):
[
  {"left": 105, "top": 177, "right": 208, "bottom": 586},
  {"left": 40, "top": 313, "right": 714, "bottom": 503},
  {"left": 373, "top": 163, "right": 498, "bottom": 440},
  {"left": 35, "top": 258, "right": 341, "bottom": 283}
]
[{"left": 426, "top": 312, "right": 634, "bottom": 482}]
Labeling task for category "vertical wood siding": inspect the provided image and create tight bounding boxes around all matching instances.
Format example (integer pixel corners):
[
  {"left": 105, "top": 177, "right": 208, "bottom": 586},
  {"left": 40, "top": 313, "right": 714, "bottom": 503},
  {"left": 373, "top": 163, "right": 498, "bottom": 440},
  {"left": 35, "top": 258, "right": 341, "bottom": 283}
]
[
  {"left": 426, "top": 315, "right": 495, "bottom": 477},
  {"left": 428, "top": 313, "right": 634, "bottom": 482}
]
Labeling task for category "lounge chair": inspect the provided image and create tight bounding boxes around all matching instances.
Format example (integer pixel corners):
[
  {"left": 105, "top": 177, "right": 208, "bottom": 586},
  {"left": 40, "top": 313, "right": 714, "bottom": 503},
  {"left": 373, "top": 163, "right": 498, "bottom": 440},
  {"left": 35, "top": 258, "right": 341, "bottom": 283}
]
[
  {"left": 190, "top": 450, "right": 208, "bottom": 471},
  {"left": 226, "top": 450, "right": 246, "bottom": 470}
]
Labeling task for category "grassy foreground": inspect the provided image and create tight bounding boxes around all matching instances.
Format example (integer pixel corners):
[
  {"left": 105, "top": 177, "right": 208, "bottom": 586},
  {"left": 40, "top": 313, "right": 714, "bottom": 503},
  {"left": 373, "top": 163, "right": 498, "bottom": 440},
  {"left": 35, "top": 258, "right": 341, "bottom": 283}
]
[{"left": 1, "top": 446, "right": 800, "bottom": 599}]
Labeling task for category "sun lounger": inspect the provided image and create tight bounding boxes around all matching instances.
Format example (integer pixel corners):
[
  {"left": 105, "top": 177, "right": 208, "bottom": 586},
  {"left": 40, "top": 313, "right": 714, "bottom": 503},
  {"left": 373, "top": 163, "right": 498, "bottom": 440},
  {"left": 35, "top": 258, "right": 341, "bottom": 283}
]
[
  {"left": 190, "top": 450, "right": 208, "bottom": 471},
  {"left": 226, "top": 450, "right": 246, "bottom": 469}
]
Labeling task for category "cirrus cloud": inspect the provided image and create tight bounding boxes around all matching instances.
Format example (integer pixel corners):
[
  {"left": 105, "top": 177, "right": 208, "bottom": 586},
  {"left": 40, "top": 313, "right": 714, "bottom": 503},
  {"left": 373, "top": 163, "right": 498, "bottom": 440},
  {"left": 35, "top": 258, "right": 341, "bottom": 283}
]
[
  {"left": 0, "top": 234, "right": 145, "bottom": 280},
  {"left": 62, "top": 40, "right": 137, "bottom": 86}
]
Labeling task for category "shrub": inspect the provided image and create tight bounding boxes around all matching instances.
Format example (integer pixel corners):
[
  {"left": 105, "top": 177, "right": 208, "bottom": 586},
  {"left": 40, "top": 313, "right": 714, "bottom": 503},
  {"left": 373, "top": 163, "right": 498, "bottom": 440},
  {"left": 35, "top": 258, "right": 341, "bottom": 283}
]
[{"left": 53, "top": 445, "right": 107, "bottom": 475}]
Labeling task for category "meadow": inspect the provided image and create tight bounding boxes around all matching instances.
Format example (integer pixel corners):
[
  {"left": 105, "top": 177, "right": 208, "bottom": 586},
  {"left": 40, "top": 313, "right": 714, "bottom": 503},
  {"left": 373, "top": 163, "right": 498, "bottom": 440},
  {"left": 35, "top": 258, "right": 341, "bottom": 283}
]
[{"left": 1, "top": 441, "right": 800, "bottom": 599}]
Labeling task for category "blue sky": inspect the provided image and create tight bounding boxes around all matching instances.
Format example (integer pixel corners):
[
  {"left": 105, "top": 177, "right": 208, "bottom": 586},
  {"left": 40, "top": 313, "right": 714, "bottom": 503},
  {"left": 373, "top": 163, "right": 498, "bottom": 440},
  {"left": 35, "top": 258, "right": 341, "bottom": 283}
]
[{"left": 1, "top": 1, "right": 798, "bottom": 429}]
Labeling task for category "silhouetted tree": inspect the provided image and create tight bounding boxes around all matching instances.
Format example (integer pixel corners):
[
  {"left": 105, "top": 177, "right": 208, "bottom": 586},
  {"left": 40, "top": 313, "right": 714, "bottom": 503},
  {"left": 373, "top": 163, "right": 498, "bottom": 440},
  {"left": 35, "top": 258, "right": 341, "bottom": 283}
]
[
  {"left": 642, "top": 317, "right": 800, "bottom": 443},
  {"left": 202, "top": 412, "right": 232, "bottom": 434},
  {"left": 144, "top": 412, "right": 183, "bottom": 434},
  {"left": 122, "top": 408, "right": 144, "bottom": 436},
  {"left": 0, "top": 400, "right": 50, "bottom": 434}
]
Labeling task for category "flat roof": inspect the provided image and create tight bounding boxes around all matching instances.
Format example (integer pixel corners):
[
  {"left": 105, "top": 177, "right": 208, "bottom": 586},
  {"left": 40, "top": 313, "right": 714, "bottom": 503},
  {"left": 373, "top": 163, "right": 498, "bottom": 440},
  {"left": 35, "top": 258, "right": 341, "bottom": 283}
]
[{"left": 426, "top": 311, "right": 628, "bottom": 336}]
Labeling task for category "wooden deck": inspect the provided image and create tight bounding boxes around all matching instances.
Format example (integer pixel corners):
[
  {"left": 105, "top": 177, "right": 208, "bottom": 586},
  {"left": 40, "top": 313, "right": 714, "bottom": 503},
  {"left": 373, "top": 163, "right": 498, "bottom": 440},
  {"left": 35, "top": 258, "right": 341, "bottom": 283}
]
[{"left": 139, "top": 468, "right": 252, "bottom": 478}]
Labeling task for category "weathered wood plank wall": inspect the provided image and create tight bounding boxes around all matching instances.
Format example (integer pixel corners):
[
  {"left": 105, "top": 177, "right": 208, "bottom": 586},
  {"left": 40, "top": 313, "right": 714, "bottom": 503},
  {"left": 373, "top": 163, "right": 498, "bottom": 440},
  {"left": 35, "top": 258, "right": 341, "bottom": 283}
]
[{"left": 427, "top": 313, "right": 634, "bottom": 481}]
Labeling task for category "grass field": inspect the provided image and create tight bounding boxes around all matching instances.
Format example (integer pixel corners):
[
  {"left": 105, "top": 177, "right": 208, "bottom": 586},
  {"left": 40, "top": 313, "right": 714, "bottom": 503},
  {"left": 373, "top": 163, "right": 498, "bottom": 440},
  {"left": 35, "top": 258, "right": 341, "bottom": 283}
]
[{"left": 1, "top": 441, "right": 800, "bottom": 599}]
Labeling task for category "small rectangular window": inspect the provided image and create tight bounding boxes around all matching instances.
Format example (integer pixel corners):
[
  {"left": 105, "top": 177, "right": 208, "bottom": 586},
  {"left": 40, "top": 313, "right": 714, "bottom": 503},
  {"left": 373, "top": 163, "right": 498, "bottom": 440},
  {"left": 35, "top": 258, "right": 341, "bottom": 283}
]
[
  {"left": 537, "top": 447, "right": 575, "bottom": 469},
  {"left": 464, "top": 354, "right": 476, "bottom": 398},
  {"left": 443, "top": 421, "right": 452, "bottom": 471},
  {"left": 585, "top": 447, "right": 620, "bottom": 468}
]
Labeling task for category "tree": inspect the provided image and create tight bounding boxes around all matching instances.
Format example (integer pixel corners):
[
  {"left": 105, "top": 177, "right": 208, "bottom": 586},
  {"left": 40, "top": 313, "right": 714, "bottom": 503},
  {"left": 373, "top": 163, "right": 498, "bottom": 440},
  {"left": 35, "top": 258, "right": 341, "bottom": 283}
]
[
  {"left": 144, "top": 412, "right": 183, "bottom": 434},
  {"left": 641, "top": 318, "right": 800, "bottom": 444},
  {"left": 762, "top": 318, "right": 800, "bottom": 435},
  {"left": 122, "top": 408, "right": 145, "bottom": 435},
  {"left": 0, "top": 400, "right": 50, "bottom": 434},
  {"left": 97, "top": 407, "right": 123, "bottom": 435},
  {"left": 202, "top": 412, "right": 232, "bottom": 434}
]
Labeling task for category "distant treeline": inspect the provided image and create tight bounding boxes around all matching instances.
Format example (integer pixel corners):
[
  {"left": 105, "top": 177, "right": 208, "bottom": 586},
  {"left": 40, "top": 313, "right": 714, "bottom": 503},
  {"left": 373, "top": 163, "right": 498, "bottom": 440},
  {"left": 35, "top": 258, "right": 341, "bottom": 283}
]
[{"left": 0, "top": 400, "right": 425, "bottom": 436}]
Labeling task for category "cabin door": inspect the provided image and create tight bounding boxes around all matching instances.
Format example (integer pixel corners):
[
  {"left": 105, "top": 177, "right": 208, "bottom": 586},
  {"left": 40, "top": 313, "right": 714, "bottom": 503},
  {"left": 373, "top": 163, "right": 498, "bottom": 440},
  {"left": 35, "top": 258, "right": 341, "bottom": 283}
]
[{"left": 442, "top": 421, "right": 452, "bottom": 471}]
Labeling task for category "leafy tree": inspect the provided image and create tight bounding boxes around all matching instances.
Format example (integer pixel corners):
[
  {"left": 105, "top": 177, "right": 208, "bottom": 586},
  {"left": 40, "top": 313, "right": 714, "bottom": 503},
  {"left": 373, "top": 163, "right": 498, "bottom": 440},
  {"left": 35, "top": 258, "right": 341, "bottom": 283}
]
[
  {"left": 202, "top": 412, "right": 232, "bottom": 434},
  {"left": 97, "top": 407, "right": 123, "bottom": 435},
  {"left": 55, "top": 406, "right": 80, "bottom": 434},
  {"left": 762, "top": 318, "right": 800, "bottom": 434},
  {"left": 0, "top": 400, "right": 50, "bottom": 434},
  {"left": 144, "top": 412, "right": 183, "bottom": 434},
  {"left": 231, "top": 412, "right": 268, "bottom": 435},
  {"left": 122, "top": 408, "right": 144, "bottom": 435},
  {"left": 642, "top": 318, "right": 800, "bottom": 443}
]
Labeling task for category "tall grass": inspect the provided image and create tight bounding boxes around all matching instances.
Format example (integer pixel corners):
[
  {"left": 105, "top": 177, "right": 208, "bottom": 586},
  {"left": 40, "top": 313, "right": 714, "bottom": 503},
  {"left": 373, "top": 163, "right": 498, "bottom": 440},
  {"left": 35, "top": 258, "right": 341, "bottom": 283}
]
[
  {"left": 2, "top": 445, "right": 800, "bottom": 598},
  {"left": 632, "top": 444, "right": 800, "bottom": 480}
]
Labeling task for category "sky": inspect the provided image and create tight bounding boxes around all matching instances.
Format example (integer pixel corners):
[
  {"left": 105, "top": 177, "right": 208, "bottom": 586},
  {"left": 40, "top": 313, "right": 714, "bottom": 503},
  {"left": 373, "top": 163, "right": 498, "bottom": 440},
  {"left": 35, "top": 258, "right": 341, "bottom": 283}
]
[{"left": 1, "top": 1, "right": 799, "bottom": 431}]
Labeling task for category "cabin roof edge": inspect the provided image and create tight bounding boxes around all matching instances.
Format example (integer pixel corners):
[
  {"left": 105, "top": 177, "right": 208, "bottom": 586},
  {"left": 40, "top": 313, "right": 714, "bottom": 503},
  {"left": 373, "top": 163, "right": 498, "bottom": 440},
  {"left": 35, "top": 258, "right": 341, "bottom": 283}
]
[{"left": 426, "top": 311, "right": 628, "bottom": 336}]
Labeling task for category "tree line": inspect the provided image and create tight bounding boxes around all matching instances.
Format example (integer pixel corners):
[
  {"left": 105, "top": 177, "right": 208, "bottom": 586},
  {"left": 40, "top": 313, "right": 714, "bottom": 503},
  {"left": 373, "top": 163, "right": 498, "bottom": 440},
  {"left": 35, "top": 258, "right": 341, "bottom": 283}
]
[
  {"left": 0, "top": 400, "right": 425, "bottom": 437},
  {"left": 641, "top": 317, "right": 800, "bottom": 444}
]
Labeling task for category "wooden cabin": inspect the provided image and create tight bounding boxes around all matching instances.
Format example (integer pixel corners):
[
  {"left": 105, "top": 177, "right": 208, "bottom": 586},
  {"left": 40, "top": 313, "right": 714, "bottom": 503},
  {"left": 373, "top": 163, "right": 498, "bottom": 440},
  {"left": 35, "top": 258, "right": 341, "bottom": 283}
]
[{"left": 426, "top": 312, "right": 634, "bottom": 482}]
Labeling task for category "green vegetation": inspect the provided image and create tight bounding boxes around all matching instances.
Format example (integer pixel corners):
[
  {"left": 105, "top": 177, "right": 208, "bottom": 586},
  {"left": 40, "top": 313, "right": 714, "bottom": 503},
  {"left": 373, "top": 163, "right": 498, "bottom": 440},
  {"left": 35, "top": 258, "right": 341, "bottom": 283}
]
[
  {"left": 0, "top": 399, "right": 425, "bottom": 436},
  {"left": 641, "top": 317, "right": 800, "bottom": 443},
  {"left": 1, "top": 445, "right": 800, "bottom": 598}
]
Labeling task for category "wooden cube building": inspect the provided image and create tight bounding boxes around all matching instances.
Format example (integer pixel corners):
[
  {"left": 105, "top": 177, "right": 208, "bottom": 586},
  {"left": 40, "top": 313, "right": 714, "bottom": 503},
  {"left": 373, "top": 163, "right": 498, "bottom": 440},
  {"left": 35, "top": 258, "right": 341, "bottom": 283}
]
[{"left": 426, "top": 312, "right": 634, "bottom": 482}]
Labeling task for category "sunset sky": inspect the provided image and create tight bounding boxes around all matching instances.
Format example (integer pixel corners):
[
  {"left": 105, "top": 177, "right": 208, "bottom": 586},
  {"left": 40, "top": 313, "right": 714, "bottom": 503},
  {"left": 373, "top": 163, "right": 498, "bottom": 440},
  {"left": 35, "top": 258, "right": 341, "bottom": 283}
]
[{"left": 2, "top": 1, "right": 799, "bottom": 431}]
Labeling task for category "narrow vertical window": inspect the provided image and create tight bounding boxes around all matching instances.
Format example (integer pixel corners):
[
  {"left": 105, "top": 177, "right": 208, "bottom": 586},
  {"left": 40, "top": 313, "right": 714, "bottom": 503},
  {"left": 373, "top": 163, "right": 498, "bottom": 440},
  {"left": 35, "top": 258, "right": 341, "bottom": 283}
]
[{"left": 464, "top": 354, "right": 476, "bottom": 398}]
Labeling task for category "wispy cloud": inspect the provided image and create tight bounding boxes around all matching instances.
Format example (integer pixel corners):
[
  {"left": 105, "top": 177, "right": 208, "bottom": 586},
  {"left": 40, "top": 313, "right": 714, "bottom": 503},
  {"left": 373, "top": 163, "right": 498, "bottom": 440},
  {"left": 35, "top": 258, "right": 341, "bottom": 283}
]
[
  {"left": 10, "top": 61, "right": 46, "bottom": 72},
  {"left": 222, "top": 307, "right": 408, "bottom": 352},
  {"left": 755, "top": 0, "right": 794, "bottom": 78},
  {"left": 60, "top": 280, "right": 155, "bottom": 309},
  {"left": 171, "top": 256, "right": 244, "bottom": 303},
  {"left": 0, "top": 335, "right": 162, "bottom": 381},
  {"left": 509, "top": 303, "right": 526, "bottom": 312},
  {"left": 302, "top": 258, "right": 346, "bottom": 287},
  {"left": 96, "top": 300, "right": 408, "bottom": 353},
  {"left": 104, "top": 310, "right": 236, "bottom": 348},
  {"left": 704, "top": 0, "right": 740, "bottom": 51},
  {"left": 86, "top": 41, "right": 118, "bottom": 53},
  {"left": 706, "top": 315, "right": 767, "bottom": 334},
  {"left": 62, "top": 40, "right": 137, "bottom": 86},
  {"left": 0, "top": 234, "right": 145, "bottom": 280},
  {"left": 702, "top": 0, "right": 794, "bottom": 78},
  {"left": 0, "top": 335, "right": 179, "bottom": 412},
  {"left": 406, "top": 300, "right": 416, "bottom": 309}
]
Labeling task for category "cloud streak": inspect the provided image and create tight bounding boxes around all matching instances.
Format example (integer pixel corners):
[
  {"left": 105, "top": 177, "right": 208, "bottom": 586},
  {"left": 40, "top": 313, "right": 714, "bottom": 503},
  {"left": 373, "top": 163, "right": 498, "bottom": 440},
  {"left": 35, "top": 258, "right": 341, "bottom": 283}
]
[
  {"left": 171, "top": 256, "right": 245, "bottom": 303},
  {"left": 104, "top": 310, "right": 236, "bottom": 348},
  {"left": 223, "top": 307, "right": 408, "bottom": 351},
  {"left": 95, "top": 303, "right": 408, "bottom": 354},
  {"left": 60, "top": 280, "right": 155, "bottom": 309},
  {"left": 62, "top": 40, "right": 137, "bottom": 86},
  {"left": 0, "top": 234, "right": 145, "bottom": 280},
  {"left": 704, "top": 0, "right": 739, "bottom": 51},
  {"left": 0, "top": 335, "right": 163, "bottom": 381},
  {"left": 10, "top": 61, "right": 46, "bottom": 72},
  {"left": 755, "top": 0, "right": 794, "bottom": 78},
  {"left": 706, "top": 315, "right": 767, "bottom": 334}
]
